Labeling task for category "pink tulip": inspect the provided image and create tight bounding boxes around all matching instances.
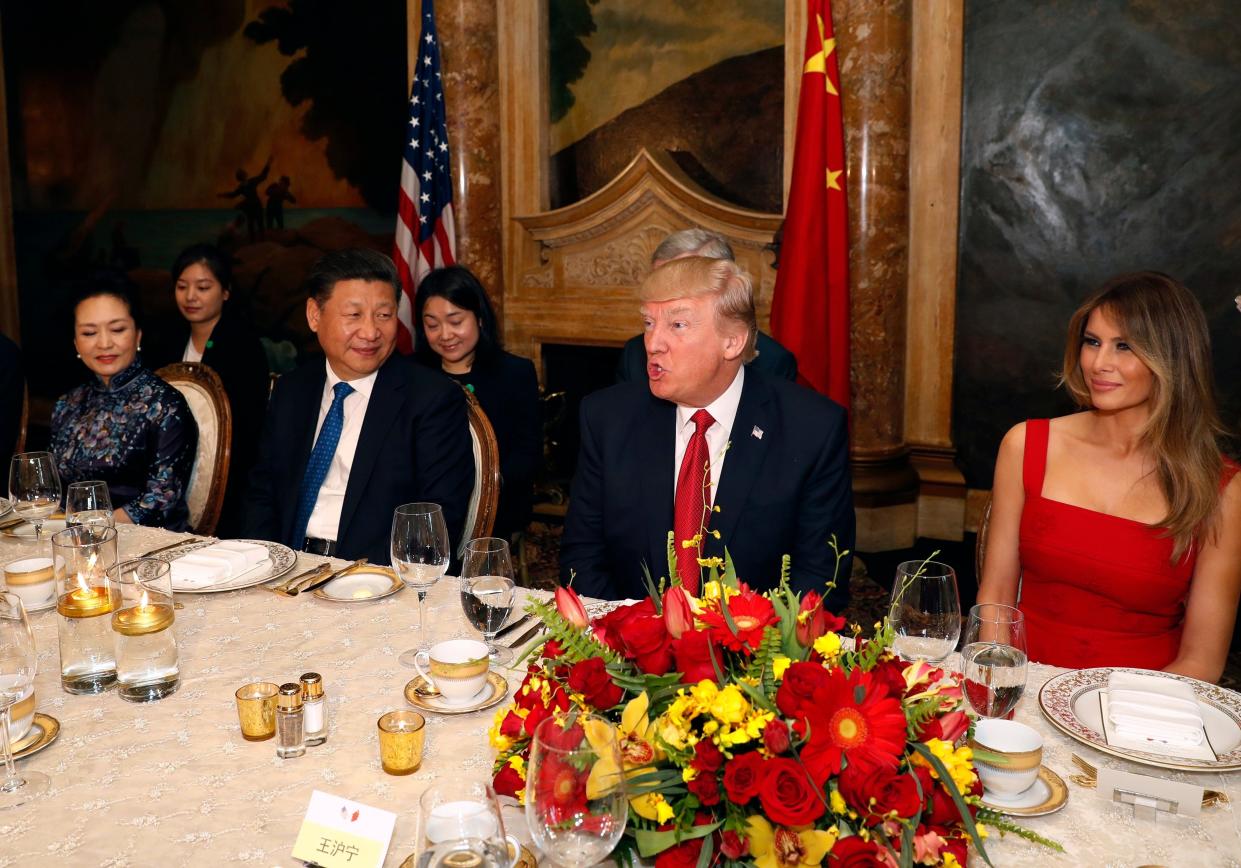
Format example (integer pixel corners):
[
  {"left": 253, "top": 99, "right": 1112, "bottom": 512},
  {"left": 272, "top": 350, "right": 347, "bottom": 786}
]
[
  {"left": 662, "top": 585, "right": 695, "bottom": 639},
  {"left": 555, "top": 586, "right": 589, "bottom": 629}
]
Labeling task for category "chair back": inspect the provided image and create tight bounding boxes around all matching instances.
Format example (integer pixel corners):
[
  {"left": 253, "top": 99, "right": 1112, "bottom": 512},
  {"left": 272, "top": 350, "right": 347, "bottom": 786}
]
[
  {"left": 974, "top": 495, "right": 992, "bottom": 582},
  {"left": 155, "top": 363, "right": 232, "bottom": 535},
  {"left": 16, "top": 383, "right": 28, "bottom": 454},
  {"left": 459, "top": 385, "right": 500, "bottom": 558}
]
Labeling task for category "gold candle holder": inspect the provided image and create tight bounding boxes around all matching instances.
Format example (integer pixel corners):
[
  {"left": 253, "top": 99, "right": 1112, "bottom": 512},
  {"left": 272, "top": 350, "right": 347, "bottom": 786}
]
[
  {"left": 235, "top": 682, "right": 280, "bottom": 741},
  {"left": 52, "top": 526, "right": 119, "bottom": 694},
  {"left": 377, "top": 710, "right": 425, "bottom": 775}
]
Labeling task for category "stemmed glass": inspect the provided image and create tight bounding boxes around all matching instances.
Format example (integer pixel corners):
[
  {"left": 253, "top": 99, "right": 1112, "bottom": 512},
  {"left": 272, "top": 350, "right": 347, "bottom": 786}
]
[
  {"left": 526, "top": 714, "right": 627, "bottom": 867},
  {"left": 888, "top": 559, "right": 961, "bottom": 663},
  {"left": 391, "top": 503, "right": 450, "bottom": 667},
  {"left": 65, "top": 480, "right": 114, "bottom": 530},
  {"left": 419, "top": 779, "right": 511, "bottom": 867},
  {"left": 8, "top": 452, "right": 61, "bottom": 539},
  {"left": 962, "top": 603, "right": 1028, "bottom": 719},
  {"left": 460, "top": 538, "right": 517, "bottom": 665},
  {"left": 0, "top": 592, "right": 48, "bottom": 809}
]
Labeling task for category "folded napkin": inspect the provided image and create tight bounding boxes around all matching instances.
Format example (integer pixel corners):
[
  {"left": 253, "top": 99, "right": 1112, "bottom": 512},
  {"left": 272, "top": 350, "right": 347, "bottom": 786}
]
[
  {"left": 1106, "top": 671, "right": 1205, "bottom": 748},
  {"left": 170, "top": 541, "right": 270, "bottom": 590}
]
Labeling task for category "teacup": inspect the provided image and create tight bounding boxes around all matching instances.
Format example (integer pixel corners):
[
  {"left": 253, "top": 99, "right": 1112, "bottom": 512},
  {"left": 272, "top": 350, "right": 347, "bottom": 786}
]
[
  {"left": 413, "top": 639, "right": 490, "bottom": 704},
  {"left": 968, "top": 718, "right": 1043, "bottom": 796},
  {"left": 3, "top": 557, "right": 55, "bottom": 611},
  {"left": 1, "top": 680, "right": 35, "bottom": 744}
]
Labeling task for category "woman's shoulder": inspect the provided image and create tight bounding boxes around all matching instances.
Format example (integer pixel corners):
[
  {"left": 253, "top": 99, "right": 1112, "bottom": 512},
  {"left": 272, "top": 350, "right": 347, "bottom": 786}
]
[{"left": 52, "top": 383, "right": 91, "bottom": 416}]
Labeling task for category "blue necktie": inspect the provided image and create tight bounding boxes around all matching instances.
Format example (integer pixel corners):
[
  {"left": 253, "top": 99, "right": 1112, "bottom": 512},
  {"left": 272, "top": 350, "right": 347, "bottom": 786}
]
[{"left": 292, "top": 381, "right": 355, "bottom": 545}]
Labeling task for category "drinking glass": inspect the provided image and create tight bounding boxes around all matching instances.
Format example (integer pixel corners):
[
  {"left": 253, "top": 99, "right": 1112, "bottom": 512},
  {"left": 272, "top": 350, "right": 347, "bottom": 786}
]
[
  {"left": 65, "top": 480, "right": 114, "bottom": 530},
  {"left": 962, "top": 603, "right": 1028, "bottom": 719},
  {"left": 461, "top": 538, "right": 517, "bottom": 665},
  {"left": 108, "top": 559, "right": 180, "bottom": 703},
  {"left": 888, "top": 559, "right": 961, "bottom": 663},
  {"left": 526, "top": 714, "right": 627, "bottom": 868},
  {"left": 419, "top": 779, "right": 510, "bottom": 867},
  {"left": 8, "top": 452, "right": 61, "bottom": 539},
  {"left": 391, "top": 503, "right": 451, "bottom": 667},
  {"left": 0, "top": 592, "right": 49, "bottom": 808}
]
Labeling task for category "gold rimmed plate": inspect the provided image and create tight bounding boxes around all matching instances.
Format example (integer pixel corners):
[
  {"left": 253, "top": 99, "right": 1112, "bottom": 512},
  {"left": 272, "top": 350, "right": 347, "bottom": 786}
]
[
  {"left": 979, "top": 765, "right": 1068, "bottom": 817},
  {"left": 2, "top": 516, "right": 68, "bottom": 539},
  {"left": 313, "top": 565, "right": 403, "bottom": 602},
  {"left": 12, "top": 712, "right": 60, "bottom": 761},
  {"left": 399, "top": 838, "right": 537, "bottom": 868},
  {"left": 405, "top": 671, "right": 509, "bottom": 715}
]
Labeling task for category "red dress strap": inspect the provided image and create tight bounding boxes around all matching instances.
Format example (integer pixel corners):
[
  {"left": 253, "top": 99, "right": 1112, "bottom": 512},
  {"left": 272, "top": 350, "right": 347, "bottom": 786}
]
[{"left": 1022, "top": 419, "right": 1050, "bottom": 498}]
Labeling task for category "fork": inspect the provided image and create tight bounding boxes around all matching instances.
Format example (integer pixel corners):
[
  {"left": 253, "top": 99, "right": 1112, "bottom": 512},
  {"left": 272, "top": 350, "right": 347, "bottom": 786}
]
[{"left": 267, "top": 563, "right": 330, "bottom": 595}]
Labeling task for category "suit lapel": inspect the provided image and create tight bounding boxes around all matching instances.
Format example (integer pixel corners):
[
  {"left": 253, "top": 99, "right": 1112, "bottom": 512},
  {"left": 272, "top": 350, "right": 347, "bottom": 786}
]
[
  {"left": 709, "top": 374, "right": 771, "bottom": 555},
  {"left": 281, "top": 365, "right": 327, "bottom": 543},
  {"left": 337, "top": 357, "right": 406, "bottom": 540},
  {"left": 637, "top": 394, "right": 677, "bottom": 577}
]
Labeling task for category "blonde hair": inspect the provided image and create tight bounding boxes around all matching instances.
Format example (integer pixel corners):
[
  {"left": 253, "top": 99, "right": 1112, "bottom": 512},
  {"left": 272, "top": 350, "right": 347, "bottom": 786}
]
[
  {"left": 1060, "top": 271, "right": 1226, "bottom": 559},
  {"left": 638, "top": 257, "right": 758, "bottom": 362}
]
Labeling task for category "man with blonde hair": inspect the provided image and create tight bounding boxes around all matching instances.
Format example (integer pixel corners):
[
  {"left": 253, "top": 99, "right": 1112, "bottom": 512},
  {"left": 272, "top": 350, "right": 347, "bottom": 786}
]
[{"left": 561, "top": 256, "right": 853, "bottom": 604}]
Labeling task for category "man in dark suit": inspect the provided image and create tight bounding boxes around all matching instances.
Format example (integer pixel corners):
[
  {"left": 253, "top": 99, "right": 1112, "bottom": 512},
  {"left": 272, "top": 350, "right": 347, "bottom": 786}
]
[
  {"left": 561, "top": 256, "right": 853, "bottom": 608},
  {"left": 243, "top": 249, "right": 473, "bottom": 565}
]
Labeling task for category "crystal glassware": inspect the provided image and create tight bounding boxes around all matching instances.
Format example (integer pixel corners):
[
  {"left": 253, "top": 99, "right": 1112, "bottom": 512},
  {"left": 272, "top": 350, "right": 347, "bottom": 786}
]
[
  {"left": 52, "top": 525, "right": 120, "bottom": 694},
  {"left": 419, "top": 779, "right": 510, "bottom": 867},
  {"left": 108, "top": 558, "right": 180, "bottom": 703},
  {"left": 390, "top": 503, "right": 451, "bottom": 667},
  {"left": 460, "top": 538, "right": 517, "bottom": 665},
  {"left": 962, "top": 603, "right": 1028, "bottom": 719},
  {"left": 0, "top": 592, "right": 49, "bottom": 809},
  {"left": 8, "top": 452, "right": 61, "bottom": 539},
  {"left": 888, "top": 559, "right": 961, "bottom": 663},
  {"left": 65, "top": 480, "right": 114, "bottom": 530}
]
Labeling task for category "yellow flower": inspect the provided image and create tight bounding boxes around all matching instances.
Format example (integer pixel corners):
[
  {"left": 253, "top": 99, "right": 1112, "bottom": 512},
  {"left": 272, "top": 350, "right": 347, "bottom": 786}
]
[
  {"left": 812, "top": 632, "right": 843, "bottom": 663},
  {"left": 772, "top": 655, "right": 792, "bottom": 680},
  {"left": 584, "top": 693, "right": 668, "bottom": 821},
  {"left": 829, "top": 789, "right": 847, "bottom": 815},
  {"left": 746, "top": 816, "right": 838, "bottom": 868},
  {"left": 709, "top": 685, "right": 750, "bottom": 725},
  {"left": 690, "top": 680, "right": 719, "bottom": 706},
  {"left": 696, "top": 556, "right": 724, "bottom": 570},
  {"left": 910, "top": 738, "right": 977, "bottom": 793}
]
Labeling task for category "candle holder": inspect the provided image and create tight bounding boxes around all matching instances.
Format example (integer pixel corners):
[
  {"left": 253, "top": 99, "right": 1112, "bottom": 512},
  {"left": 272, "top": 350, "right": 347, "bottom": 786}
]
[
  {"left": 108, "top": 558, "right": 179, "bottom": 703},
  {"left": 52, "top": 525, "right": 119, "bottom": 694}
]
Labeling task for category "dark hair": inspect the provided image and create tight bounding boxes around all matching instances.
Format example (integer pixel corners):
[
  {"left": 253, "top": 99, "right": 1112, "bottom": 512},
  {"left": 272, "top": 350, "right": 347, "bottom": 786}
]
[
  {"left": 171, "top": 243, "right": 233, "bottom": 293},
  {"left": 413, "top": 266, "right": 501, "bottom": 368},
  {"left": 306, "top": 248, "right": 400, "bottom": 306},
  {"left": 71, "top": 268, "right": 144, "bottom": 332}
]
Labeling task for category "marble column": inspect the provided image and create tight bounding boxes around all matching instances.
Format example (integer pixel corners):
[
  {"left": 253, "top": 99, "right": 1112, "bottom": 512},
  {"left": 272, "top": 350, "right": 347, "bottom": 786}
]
[
  {"left": 836, "top": 0, "right": 918, "bottom": 549},
  {"left": 413, "top": 0, "right": 506, "bottom": 314}
]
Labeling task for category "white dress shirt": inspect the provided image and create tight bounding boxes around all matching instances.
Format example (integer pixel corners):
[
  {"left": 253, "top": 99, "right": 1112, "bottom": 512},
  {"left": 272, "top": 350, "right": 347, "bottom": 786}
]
[
  {"left": 673, "top": 367, "right": 745, "bottom": 508},
  {"left": 304, "top": 362, "right": 378, "bottom": 541},
  {"left": 182, "top": 337, "right": 203, "bottom": 363}
]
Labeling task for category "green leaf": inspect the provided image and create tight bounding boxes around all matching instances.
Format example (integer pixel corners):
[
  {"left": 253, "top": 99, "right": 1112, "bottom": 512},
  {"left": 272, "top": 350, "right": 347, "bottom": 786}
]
[
  {"left": 909, "top": 742, "right": 993, "bottom": 867},
  {"left": 632, "top": 821, "right": 722, "bottom": 858},
  {"left": 976, "top": 810, "right": 1065, "bottom": 853},
  {"left": 526, "top": 599, "right": 623, "bottom": 665},
  {"left": 640, "top": 562, "right": 663, "bottom": 614},
  {"left": 721, "top": 547, "right": 739, "bottom": 590},
  {"left": 694, "top": 829, "right": 714, "bottom": 868},
  {"left": 666, "top": 531, "right": 678, "bottom": 591}
]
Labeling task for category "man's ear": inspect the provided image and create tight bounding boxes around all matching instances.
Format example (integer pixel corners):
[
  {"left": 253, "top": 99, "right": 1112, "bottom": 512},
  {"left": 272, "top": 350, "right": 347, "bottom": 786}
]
[
  {"left": 721, "top": 327, "right": 746, "bottom": 362},
  {"left": 306, "top": 298, "right": 321, "bottom": 333}
]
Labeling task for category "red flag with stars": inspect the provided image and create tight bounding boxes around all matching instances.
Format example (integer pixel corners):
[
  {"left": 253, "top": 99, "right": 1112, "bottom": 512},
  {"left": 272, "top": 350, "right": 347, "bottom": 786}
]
[{"left": 769, "top": 0, "right": 850, "bottom": 410}]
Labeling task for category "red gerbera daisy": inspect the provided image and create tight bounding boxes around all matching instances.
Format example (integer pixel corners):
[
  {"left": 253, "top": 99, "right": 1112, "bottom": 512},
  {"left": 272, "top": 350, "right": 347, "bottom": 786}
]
[
  {"left": 796, "top": 667, "right": 907, "bottom": 785},
  {"left": 698, "top": 588, "right": 778, "bottom": 652},
  {"left": 535, "top": 753, "right": 589, "bottom": 824}
]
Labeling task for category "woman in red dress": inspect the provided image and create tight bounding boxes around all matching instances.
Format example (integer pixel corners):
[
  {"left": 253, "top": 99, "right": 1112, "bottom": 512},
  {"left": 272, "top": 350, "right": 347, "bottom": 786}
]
[{"left": 977, "top": 272, "right": 1241, "bottom": 682}]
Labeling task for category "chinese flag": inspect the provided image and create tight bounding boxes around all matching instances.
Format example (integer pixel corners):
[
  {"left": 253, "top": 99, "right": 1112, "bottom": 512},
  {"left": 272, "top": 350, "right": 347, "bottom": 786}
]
[{"left": 769, "top": 0, "right": 850, "bottom": 410}]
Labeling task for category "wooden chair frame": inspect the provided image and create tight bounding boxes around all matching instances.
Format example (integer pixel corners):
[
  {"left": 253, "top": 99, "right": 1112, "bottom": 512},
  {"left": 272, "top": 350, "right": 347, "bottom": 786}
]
[
  {"left": 156, "top": 362, "right": 232, "bottom": 536},
  {"left": 15, "top": 383, "right": 28, "bottom": 454},
  {"left": 461, "top": 385, "right": 501, "bottom": 554}
]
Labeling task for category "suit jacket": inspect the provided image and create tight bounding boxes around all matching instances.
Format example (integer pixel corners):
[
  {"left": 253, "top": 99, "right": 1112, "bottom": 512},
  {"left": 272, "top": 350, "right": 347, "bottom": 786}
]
[
  {"left": 560, "top": 371, "right": 853, "bottom": 609},
  {"left": 616, "top": 330, "right": 798, "bottom": 384},
  {"left": 243, "top": 353, "right": 474, "bottom": 565}
]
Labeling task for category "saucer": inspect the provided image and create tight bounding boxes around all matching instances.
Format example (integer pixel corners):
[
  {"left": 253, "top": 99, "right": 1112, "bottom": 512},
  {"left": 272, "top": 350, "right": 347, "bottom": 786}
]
[
  {"left": 405, "top": 672, "right": 509, "bottom": 715},
  {"left": 12, "top": 712, "right": 60, "bottom": 761},
  {"left": 22, "top": 597, "right": 56, "bottom": 614},
  {"left": 979, "top": 765, "right": 1068, "bottom": 816},
  {"left": 314, "top": 566, "right": 403, "bottom": 602},
  {"left": 2, "top": 518, "right": 67, "bottom": 540}
]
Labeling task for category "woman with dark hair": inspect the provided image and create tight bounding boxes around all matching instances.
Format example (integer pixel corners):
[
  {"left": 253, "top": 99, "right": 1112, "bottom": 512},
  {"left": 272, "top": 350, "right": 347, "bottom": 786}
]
[
  {"left": 50, "top": 272, "right": 197, "bottom": 529},
  {"left": 415, "top": 266, "right": 540, "bottom": 541},
  {"left": 977, "top": 272, "right": 1241, "bottom": 681},
  {"left": 149, "top": 244, "right": 270, "bottom": 534}
]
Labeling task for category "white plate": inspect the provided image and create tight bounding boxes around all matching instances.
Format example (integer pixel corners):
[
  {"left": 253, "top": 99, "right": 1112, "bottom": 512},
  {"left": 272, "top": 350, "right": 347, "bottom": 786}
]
[
  {"left": 313, "top": 567, "right": 403, "bottom": 602},
  {"left": 2, "top": 518, "right": 67, "bottom": 540},
  {"left": 1039, "top": 667, "right": 1241, "bottom": 771},
  {"left": 153, "top": 538, "right": 297, "bottom": 594},
  {"left": 979, "top": 765, "right": 1068, "bottom": 817}
]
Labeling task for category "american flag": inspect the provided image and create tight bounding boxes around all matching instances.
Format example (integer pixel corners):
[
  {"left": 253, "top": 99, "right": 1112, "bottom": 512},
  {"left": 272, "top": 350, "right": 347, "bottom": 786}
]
[{"left": 394, "top": 0, "right": 456, "bottom": 354}]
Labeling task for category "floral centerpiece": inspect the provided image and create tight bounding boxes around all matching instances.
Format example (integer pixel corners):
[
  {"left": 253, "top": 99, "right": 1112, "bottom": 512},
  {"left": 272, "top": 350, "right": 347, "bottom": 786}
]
[{"left": 491, "top": 542, "right": 1058, "bottom": 866}]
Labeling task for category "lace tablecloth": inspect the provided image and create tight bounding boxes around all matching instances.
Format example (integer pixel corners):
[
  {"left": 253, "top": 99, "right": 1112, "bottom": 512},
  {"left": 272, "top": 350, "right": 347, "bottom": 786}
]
[{"left": 3, "top": 526, "right": 1240, "bottom": 867}]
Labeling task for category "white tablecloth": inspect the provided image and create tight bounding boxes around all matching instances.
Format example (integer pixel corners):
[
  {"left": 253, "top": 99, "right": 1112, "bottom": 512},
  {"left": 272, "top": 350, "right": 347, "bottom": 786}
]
[{"left": 3, "top": 526, "right": 1240, "bottom": 866}]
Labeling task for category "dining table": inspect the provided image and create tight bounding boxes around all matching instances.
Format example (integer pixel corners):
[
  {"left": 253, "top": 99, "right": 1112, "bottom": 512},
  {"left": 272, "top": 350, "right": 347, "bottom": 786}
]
[{"left": 3, "top": 524, "right": 1241, "bottom": 867}]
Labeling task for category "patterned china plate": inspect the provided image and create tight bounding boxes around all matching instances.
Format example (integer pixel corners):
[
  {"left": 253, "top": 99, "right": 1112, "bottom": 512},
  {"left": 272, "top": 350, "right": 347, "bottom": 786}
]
[
  {"left": 2, "top": 517, "right": 68, "bottom": 539},
  {"left": 1039, "top": 667, "right": 1241, "bottom": 771},
  {"left": 405, "top": 671, "right": 509, "bottom": 715},
  {"left": 313, "top": 565, "right": 403, "bottom": 602},
  {"left": 152, "top": 538, "right": 297, "bottom": 594},
  {"left": 979, "top": 765, "right": 1068, "bottom": 817},
  {"left": 0, "top": 497, "right": 11, "bottom": 518},
  {"left": 12, "top": 713, "right": 60, "bottom": 761}
]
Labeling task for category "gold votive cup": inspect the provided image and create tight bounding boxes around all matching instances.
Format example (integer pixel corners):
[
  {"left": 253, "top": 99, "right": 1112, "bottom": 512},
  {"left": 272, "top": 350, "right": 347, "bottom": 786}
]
[
  {"left": 235, "top": 682, "right": 280, "bottom": 741},
  {"left": 378, "top": 710, "right": 425, "bottom": 775}
]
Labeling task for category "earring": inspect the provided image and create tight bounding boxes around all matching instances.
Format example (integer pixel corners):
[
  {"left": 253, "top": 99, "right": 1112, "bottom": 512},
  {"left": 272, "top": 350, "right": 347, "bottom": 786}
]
[
  {"left": 76, "top": 353, "right": 81, "bottom": 359},
  {"left": 137, "top": 345, "right": 143, "bottom": 352}
]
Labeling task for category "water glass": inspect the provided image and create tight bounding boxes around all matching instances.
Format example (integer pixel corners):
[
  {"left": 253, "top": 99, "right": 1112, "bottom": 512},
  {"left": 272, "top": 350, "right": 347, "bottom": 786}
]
[
  {"left": 52, "top": 525, "right": 119, "bottom": 694},
  {"left": 108, "top": 559, "right": 180, "bottom": 703},
  {"left": 461, "top": 539, "right": 517, "bottom": 665},
  {"left": 0, "top": 592, "right": 49, "bottom": 809},
  {"left": 8, "top": 452, "right": 61, "bottom": 539},
  {"left": 65, "top": 480, "right": 114, "bottom": 530},
  {"left": 419, "top": 779, "right": 510, "bottom": 868},
  {"left": 391, "top": 503, "right": 451, "bottom": 667},
  {"left": 888, "top": 559, "right": 960, "bottom": 663},
  {"left": 962, "top": 603, "right": 1028, "bottom": 719}
]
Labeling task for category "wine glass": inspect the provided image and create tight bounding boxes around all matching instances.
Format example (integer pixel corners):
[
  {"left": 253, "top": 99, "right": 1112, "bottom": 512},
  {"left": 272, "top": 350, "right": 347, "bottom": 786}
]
[
  {"left": 65, "top": 480, "right": 114, "bottom": 530},
  {"left": 526, "top": 714, "right": 627, "bottom": 867},
  {"left": 419, "top": 779, "right": 511, "bottom": 867},
  {"left": 8, "top": 452, "right": 61, "bottom": 539},
  {"left": 962, "top": 603, "right": 1028, "bottom": 719},
  {"left": 391, "top": 503, "right": 451, "bottom": 667},
  {"left": 888, "top": 559, "right": 961, "bottom": 663},
  {"left": 0, "top": 592, "right": 49, "bottom": 809},
  {"left": 461, "top": 538, "right": 517, "bottom": 665}
]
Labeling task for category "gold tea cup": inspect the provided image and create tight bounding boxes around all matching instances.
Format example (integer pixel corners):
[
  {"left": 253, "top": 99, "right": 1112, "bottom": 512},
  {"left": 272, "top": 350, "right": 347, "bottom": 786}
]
[
  {"left": 235, "top": 682, "right": 280, "bottom": 741},
  {"left": 378, "top": 710, "right": 426, "bottom": 775}
]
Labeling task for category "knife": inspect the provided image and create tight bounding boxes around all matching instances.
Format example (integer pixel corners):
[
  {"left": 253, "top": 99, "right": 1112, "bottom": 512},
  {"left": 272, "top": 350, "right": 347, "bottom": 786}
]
[
  {"left": 140, "top": 536, "right": 210, "bottom": 558},
  {"left": 294, "top": 558, "right": 368, "bottom": 596},
  {"left": 505, "top": 623, "right": 545, "bottom": 649},
  {"left": 494, "top": 613, "right": 534, "bottom": 640}
]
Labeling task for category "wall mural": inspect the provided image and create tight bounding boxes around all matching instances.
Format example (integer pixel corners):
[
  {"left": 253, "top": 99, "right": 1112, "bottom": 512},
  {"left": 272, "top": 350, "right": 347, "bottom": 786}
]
[{"left": 954, "top": 0, "right": 1241, "bottom": 489}]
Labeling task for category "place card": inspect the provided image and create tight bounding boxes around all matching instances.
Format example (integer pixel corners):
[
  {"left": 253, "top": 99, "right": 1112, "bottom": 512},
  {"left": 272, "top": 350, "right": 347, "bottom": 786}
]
[
  {"left": 1096, "top": 767, "right": 1204, "bottom": 820},
  {"left": 292, "top": 790, "right": 397, "bottom": 868}
]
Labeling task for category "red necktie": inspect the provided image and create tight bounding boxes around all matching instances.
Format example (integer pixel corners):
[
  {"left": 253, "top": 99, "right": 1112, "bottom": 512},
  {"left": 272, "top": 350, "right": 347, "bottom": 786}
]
[{"left": 674, "top": 409, "right": 715, "bottom": 594}]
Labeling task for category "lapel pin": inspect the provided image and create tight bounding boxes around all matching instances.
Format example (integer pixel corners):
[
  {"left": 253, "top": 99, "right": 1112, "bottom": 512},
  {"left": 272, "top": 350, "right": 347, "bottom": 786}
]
[{"left": 752, "top": 426, "right": 764, "bottom": 440}]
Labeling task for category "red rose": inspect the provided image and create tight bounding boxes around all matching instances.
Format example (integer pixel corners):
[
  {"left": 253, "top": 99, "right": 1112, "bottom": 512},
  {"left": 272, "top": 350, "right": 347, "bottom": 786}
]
[
  {"left": 838, "top": 764, "right": 922, "bottom": 826},
  {"left": 653, "top": 839, "right": 703, "bottom": 868},
  {"left": 722, "top": 751, "right": 768, "bottom": 804},
  {"left": 868, "top": 656, "right": 907, "bottom": 700},
  {"left": 720, "top": 830, "right": 748, "bottom": 859},
  {"left": 592, "top": 601, "right": 645, "bottom": 655},
  {"left": 673, "top": 628, "right": 723, "bottom": 684},
  {"left": 758, "top": 757, "right": 826, "bottom": 826},
  {"left": 691, "top": 739, "right": 724, "bottom": 773},
  {"left": 492, "top": 762, "right": 525, "bottom": 799},
  {"left": 626, "top": 612, "right": 674, "bottom": 675},
  {"left": 567, "top": 657, "right": 624, "bottom": 710},
  {"left": 687, "top": 772, "right": 721, "bottom": 806},
  {"left": 828, "top": 835, "right": 881, "bottom": 865},
  {"left": 776, "top": 661, "right": 833, "bottom": 718},
  {"left": 762, "top": 719, "right": 791, "bottom": 755}
]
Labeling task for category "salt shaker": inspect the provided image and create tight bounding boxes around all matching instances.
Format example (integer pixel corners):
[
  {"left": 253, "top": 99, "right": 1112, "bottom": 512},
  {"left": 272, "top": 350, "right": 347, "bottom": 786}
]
[
  {"left": 300, "top": 672, "right": 327, "bottom": 746},
  {"left": 276, "top": 682, "right": 306, "bottom": 758}
]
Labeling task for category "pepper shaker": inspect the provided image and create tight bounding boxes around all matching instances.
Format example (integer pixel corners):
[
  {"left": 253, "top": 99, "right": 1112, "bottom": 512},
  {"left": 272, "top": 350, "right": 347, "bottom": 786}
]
[
  {"left": 276, "top": 682, "right": 306, "bottom": 758},
  {"left": 300, "top": 672, "right": 327, "bottom": 746}
]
